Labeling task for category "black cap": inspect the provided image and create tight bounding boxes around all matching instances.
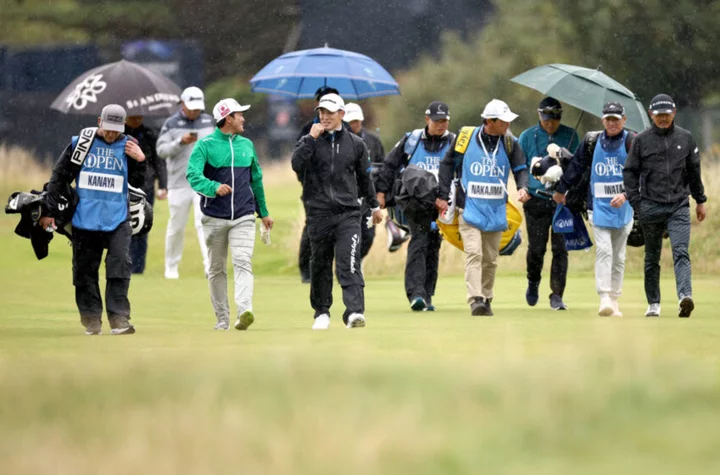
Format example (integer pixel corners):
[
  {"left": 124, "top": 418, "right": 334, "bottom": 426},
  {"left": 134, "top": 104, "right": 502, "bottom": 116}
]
[
  {"left": 538, "top": 97, "right": 562, "bottom": 120},
  {"left": 649, "top": 94, "right": 675, "bottom": 115},
  {"left": 601, "top": 101, "right": 625, "bottom": 119},
  {"left": 314, "top": 86, "right": 339, "bottom": 102},
  {"left": 425, "top": 101, "right": 450, "bottom": 121}
]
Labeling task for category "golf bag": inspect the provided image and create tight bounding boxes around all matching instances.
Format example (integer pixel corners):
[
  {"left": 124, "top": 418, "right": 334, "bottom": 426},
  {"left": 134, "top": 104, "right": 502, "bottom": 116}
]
[{"left": 128, "top": 185, "right": 153, "bottom": 236}]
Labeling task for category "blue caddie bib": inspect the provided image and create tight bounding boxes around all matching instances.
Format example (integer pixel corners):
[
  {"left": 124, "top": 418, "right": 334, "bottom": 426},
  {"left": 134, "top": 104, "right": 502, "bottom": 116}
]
[
  {"left": 590, "top": 130, "right": 633, "bottom": 229},
  {"left": 71, "top": 135, "right": 129, "bottom": 231},
  {"left": 405, "top": 129, "right": 451, "bottom": 178},
  {"left": 461, "top": 129, "right": 510, "bottom": 232}
]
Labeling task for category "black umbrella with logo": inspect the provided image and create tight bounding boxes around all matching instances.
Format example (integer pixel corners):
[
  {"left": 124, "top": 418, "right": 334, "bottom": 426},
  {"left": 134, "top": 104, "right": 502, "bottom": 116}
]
[{"left": 50, "top": 60, "right": 182, "bottom": 117}]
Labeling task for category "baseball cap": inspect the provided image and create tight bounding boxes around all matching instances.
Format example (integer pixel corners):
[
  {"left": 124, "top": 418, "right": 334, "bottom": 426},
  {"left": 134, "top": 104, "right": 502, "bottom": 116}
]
[
  {"left": 99, "top": 104, "right": 127, "bottom": 133},
  {"left": 538, "top": 97, "right": 562, "bottom": 120},
  {"left": 425, "top": 101, "right": 450, "bottom": 121},
  {"left": 212, "top": 98, "right": 251, "bottom": 122},
  {"left": 481, "top": 99, "right": 518, "bottom": 122},
  {"left": 314, "top": 86, "right": 339, "bottom": 102},
  {"left": 315, "top": 93, "right": 345, "bottom": 113},
  {"left": 649, "top": 94, "right": 675, "bottom": 115},
  {"left": 181, "top": 86, "right": 206, "bottom": 111},
  {"left": 602, "top": 101, "right": 625, "bottom": 119},
  {"left": 343, "top": 103, "right": 364, "bottom": 122}
]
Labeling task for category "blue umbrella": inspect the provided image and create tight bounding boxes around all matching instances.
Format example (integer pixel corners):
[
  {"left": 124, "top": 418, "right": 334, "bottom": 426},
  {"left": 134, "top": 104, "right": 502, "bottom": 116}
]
[{"left": 250, "top": 47, "right": 400, "bottom": 99}]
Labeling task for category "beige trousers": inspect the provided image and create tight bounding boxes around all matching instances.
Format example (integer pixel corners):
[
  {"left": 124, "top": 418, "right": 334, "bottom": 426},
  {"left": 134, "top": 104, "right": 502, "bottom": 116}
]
[{"left": 458, "top": 213, "right": 502, "bottom": 304}]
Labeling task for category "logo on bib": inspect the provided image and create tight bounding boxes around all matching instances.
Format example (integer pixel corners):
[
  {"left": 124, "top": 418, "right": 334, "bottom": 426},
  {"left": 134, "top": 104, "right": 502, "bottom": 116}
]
[
  {"left": 594, "top": 156, "right": 624, "bottom": 176},
  {"left": 470, "top": 158, "right": 506, "bottom": 177}
]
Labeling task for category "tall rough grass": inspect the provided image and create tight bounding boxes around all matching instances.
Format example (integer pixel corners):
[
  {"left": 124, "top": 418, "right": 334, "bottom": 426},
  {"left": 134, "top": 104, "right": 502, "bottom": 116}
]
[
  {"left": 2, "top": 144, "right": 718, "bottom": 276},
  {"left": 0, "top": 145, "right": 51, "bottom": 193}
]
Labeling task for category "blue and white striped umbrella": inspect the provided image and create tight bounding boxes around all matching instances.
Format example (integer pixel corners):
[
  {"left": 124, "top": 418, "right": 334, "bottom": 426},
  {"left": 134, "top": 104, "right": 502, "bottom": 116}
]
[{"left": 250, "top": 47, "right": 400, "bottom": 100}]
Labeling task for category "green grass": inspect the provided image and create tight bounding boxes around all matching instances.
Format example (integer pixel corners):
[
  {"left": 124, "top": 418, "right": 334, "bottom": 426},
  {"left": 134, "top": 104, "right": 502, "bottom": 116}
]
[{"left": 2, "top": 160, "right": 720, "bottom": 474}]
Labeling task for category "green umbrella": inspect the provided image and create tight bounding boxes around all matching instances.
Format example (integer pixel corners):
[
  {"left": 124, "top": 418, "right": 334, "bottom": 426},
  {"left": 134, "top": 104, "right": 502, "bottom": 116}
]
[{"left": 510, "top": 64, "right": 650, "bottom": 132}]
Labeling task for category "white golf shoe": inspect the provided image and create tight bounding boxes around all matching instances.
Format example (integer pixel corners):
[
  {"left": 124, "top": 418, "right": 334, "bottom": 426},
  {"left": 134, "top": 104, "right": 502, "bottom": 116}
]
[{"left": 312, "top": 314, "right": 330, "bottom": 330}]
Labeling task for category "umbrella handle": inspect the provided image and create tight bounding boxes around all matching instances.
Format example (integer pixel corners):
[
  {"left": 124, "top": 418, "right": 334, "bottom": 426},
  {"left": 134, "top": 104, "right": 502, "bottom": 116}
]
[{"left": 570, "top": 110, "right": 584, "bottom": 149}]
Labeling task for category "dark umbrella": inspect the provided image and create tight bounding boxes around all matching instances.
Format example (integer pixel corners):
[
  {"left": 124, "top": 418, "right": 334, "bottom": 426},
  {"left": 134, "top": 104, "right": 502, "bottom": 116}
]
[
  {"left": 50, "top": 60, "right": 182, "bottom": 116},
  {"left": 510, "top": 63, "right": 650, "bottom": 132}
]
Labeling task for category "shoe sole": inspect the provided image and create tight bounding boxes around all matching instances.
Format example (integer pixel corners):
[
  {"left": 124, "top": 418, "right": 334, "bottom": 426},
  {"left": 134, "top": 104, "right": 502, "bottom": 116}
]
[
  {"left": 679, "top": 298, "right": 694, "bottom": 318},
  {"left": 347, "top": 316, "right": 366, "bottom": 328},
  {"left": 235, "top": 311, "right": 255, "bottom": 330},
  {"left": 471, "top": 307, "right": 492, "bottom": 317},
  {"left": 110, "top": 326, "right": 135, "bottom": 335},
  {"left": 599, "top": 306, "right": 614, "bottom": 317},
  {"left": 85, "top": 330, "right": 102, "bottom": 335},
  {"left": 645, "top": 313, "right": 659, "bottom": 317}
]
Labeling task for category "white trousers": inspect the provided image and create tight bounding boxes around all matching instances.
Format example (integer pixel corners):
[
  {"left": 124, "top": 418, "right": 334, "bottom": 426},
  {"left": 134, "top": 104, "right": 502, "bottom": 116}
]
[
  {"left": 593, "top": 220, "right": 633, "bottom": 299},
  {"left": 203, "top": 214, "right": 256, "bottom": 323},
  {"left": 165, "top": 188, "right": 209, "bottom": 275}
]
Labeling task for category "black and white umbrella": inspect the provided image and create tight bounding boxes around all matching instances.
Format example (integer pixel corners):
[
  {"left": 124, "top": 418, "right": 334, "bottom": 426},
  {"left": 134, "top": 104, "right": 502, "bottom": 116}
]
[{"left": 50, "top": 60, "right": 182, "bottom": 117}]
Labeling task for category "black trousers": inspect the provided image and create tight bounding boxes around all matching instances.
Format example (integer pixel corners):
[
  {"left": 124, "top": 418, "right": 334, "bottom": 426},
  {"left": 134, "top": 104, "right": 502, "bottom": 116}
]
[
  {"left": 523, "top": 196, "right": 568, "bottom": 296},
  {"left": 638, "top": 199, "right": 693, "bottom": 304},
  {"left": 299, "top": 221, "right": 311, "bottom": 280},
  {"left": 360, "top": 207, "right": 376, "bottom": 259},
  {"left": 129, "top": 188, "right": 155, "bottom": 274},
  {"left": 301, "top": 208, "right": 376, "bottom": 277},
  {"left": 72, "top": 220, "right": 132, "bottom": 321},
  {"left": 405, "top": 216, "right": 441, "bottom": 303},
  {"left": 307, "top": 211, "right": 365, "bottom": 323}
]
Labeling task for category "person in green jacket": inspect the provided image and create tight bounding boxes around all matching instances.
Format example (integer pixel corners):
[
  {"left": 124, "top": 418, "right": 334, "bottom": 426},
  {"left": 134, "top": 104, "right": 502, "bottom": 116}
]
[{"left": 186, "top": 98, "right": 273, "bottom": 331}]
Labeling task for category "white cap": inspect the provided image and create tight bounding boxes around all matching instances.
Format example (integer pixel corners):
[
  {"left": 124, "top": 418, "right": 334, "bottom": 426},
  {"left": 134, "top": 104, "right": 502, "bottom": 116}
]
[
  {"left": 343, "top": 103, "right": 364, "bottom": 122},
  {"left": 99, "top": 104, "right": 127, "bottom": 132},
  {"left": 481, "top": 99, "right": 518, "bottom": 122},
  {"left": 181, "top": 86, "right": 206, "bottom": 111},
  {"left": 213, "top": 98, "right": 251, "bottom": 122},
  {"left": 315, "top": 93, "right": 345, "bottom": 113}
]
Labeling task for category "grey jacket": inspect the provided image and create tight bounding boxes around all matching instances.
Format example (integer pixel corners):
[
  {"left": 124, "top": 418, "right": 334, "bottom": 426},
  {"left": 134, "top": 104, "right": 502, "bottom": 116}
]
[{"left": 156, "top": 111, "right": 215, "bottom": 189}]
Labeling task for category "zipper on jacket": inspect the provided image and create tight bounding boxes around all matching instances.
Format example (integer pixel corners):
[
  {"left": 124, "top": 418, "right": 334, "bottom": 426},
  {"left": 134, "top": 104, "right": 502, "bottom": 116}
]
[
  {"left": 664, "top": 136, "right": 670, "bottom": 202},
  {"left": 229, "top": 136, "right": 235, "bottom": 220},
  {"left": 330, "top": 134, "right": 336, "bottom": 203}
]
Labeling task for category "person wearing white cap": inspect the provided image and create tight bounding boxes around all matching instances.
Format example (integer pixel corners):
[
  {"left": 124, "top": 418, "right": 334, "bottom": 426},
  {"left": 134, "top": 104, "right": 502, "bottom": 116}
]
[
  {"left": 156, "top": 86, "right": 214, "bottom": 279},
  {"left": 343, "top": 102, "right": 386, "bottom": 259},
  {"left": 186, "top": 98, "right": 273, "bottom": 331},
  {"left": 39, "top": 104, "right": 147, "bottom": 335},
  {"left": 291, "top": 93, "right": 383, "bottom": 330},
  {"left": 436, "top": 99, "right": 530, "bottom": 316}
]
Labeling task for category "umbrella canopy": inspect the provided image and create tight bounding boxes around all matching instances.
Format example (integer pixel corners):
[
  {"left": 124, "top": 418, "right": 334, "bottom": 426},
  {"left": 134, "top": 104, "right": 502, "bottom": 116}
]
[
  {"left": 51, "top": 60, "right": 182, "bottom": 117},
  {"left": 250, "top": 47, "right": 400, "bottom": 99},
  {"left": 510, "top": 64, "right": 650, "bottom": 132}
]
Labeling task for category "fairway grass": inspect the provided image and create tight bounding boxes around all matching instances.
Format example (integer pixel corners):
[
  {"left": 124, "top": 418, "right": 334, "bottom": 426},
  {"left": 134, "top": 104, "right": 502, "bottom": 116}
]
[
  {"left": 2, "top": 269, "right": 720, "bottom": 474},
  {"left": 2, "top": 156, "right": 720, "bottom": 474}
]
